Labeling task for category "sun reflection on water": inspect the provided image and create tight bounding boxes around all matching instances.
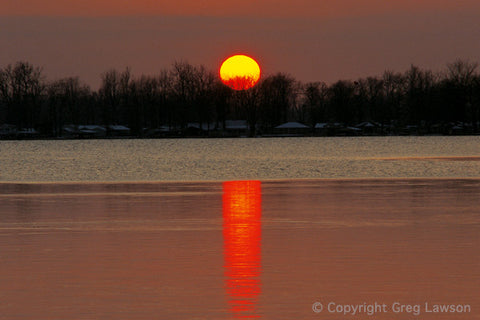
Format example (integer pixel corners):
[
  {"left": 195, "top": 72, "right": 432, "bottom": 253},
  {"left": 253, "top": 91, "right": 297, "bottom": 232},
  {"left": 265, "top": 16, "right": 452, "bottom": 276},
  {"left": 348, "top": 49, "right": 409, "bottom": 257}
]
[{"left": 223, "top": 180, "right": 262, "bottom": 319}]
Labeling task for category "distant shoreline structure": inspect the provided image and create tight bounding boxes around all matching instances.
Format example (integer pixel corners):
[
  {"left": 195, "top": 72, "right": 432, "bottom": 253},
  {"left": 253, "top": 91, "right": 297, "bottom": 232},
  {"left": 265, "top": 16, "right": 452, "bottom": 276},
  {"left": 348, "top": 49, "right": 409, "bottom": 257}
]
[
  {"left": 1, "top": 59, "right": 479, "bottom": 139},
  {"left": 1, "top": 120, "right": 479, "bottom": 140}
]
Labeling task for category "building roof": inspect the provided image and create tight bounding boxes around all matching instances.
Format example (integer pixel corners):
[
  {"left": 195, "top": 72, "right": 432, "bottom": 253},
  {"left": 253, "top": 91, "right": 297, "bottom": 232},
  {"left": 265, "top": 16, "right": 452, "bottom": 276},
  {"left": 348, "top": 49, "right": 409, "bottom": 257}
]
[
  {"left": 315, "top": 123, "right": 327, "bottom": 129},
  {"left": 80, "top": 125, "right": 106, "bottom": 131},
  {"left": 186, "top": 123, "right": 217, "bottom": 130},
  {"left": 346, "top": 126, "right": 362, "bottom": 131},
  {"left": 225, "top": 120, "right": 248, "bottom": 130},
  {"left": 275, "top": 122, "right": 309, "bottom": 129},
  {"left": 356, "top": 121, "right": 377, "bottom": 128},
  {"left": 108, "top": 125, "right": 130, "bottom": 131}
]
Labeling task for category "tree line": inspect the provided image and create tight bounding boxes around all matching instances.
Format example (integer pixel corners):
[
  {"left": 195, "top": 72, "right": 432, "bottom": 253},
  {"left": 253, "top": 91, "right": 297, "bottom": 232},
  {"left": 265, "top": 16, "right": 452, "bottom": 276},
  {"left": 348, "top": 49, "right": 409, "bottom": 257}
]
[{"left": 0, "top": 59, "right": 479, "bottom": 137}]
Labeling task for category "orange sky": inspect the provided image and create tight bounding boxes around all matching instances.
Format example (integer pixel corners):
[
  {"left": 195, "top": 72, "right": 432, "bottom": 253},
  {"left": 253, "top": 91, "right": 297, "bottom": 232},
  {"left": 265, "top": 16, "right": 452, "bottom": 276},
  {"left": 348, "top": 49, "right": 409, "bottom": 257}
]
[
  {"left": 2, "top": 1, "right": 480, "bottom": 88},
  {"left": 4, "top": 0, "right": 480, "bottom": 17}
]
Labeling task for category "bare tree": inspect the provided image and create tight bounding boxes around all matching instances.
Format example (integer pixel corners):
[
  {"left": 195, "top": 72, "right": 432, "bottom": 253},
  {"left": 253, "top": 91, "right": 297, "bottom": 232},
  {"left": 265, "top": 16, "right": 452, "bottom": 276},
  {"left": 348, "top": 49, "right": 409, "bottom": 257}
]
[
  {"left": 157, "top": 70, "right": 173, "bottom": 129},
  {"left": 47, "top": 77, "right": 90, "bottom": 136},
  {"left": 170, "top": 61, "right": 198, "bottom": 128},
  {"left": 328, "top": 80, "right": 356, "bottom": 124},
  {"left": 193, "top": 65, "right": 217, "bottom": 133},
  {"left": 258, "top": 73, "right": 297, "bottom": 130},
  {"left": 99, "top": 69, "right": 119, "bottom": 129},
  {"left": 0, "top": 61, "right": 45, "bottom": 129},
  {"left": 302, "top": 82, "right": 328, "bottom": 128},
  {"left": 447, "top": 59, "right": 479, "bottom": 125},
  {"left": 99, "top": 67, "right": 131, "bottom": 131},
  {"left": 447, "top": 59, "right": 478, "bottom": 87}
]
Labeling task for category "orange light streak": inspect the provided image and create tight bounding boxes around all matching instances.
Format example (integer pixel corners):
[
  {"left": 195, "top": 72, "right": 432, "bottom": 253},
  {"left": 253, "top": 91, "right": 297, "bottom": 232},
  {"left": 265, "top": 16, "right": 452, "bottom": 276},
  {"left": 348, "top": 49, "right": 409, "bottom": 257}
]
[{"left": 223, "top": 180, "right": 262, "bottom": 319}]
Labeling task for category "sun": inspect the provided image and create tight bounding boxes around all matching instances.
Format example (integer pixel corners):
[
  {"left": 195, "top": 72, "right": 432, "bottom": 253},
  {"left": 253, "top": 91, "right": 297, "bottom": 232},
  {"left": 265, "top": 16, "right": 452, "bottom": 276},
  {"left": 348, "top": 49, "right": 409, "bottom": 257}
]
[{"left": 219, "top": 55, "right": 261, "bottom": 90}]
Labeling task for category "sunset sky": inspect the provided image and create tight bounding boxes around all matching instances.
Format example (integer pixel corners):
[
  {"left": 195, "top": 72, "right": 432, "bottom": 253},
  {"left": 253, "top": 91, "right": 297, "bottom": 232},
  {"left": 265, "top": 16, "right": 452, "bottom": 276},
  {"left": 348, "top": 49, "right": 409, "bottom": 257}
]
[{"left": 2, "top": 0, "right": 480, "bottom": 88}]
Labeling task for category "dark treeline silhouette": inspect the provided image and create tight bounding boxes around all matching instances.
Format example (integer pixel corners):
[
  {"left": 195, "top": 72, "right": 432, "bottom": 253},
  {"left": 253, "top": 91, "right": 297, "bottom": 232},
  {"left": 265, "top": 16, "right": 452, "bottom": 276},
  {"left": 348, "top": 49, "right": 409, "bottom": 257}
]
[{"left": 0, "top": 59, "right": 479, "bottom": 138}]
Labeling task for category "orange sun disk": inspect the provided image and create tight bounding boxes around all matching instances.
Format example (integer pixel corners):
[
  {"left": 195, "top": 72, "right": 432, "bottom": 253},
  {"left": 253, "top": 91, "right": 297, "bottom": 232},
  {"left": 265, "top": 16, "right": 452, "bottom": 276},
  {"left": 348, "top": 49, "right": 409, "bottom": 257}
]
[{"left": 220, "top": 55, "right": 261, "bottom": 90}]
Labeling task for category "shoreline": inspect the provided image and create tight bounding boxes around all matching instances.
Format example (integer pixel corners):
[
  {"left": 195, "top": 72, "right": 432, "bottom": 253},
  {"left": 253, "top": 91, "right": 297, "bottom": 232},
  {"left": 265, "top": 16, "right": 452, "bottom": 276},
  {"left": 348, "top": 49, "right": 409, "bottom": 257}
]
[
  {"left": 1, "top": 176, "right": 479, "bottom": 185},
  {"left": 1, "top": 133, "right": 480, "bottom": 141}
]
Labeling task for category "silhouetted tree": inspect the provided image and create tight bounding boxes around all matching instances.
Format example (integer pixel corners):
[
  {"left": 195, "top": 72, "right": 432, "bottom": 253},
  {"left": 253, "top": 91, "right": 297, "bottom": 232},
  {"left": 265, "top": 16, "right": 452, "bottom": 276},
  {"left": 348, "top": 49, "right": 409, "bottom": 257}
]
[
  {"left": 382, "top": 70, "right": 404, "bottom": 125},
  {"left": 301, "top": 82, "right": 328, "bottom": 128},
  {"left": 0, "top": 61, "right": 45, "bottom": 129},
  {"left": 393, "top": 65, "right": 433, "bottom": 127},
  {"left": 213, "top": 80, "right": 233, "bottom": 131},
  {"left": 226, "top": 82, "right": 261, "bottom": 137},
  {"left": 473, "top": 75, "right": 480, "bottom": 130},
  {"left": 446, "top": 59, "right": 478, "bottom": 124},
  {"left": 363, "top": 77, "right": 385, "bottom": 124},
  {"left": 328, "top": 80, "right": 356, "bottom": 123},
  {"left": 170, "top": 61, "right": 198, "bottom": 128},
  {"left": 99, "top": 69, "right": 120, "bottom": 130},
  {"left": 193, "top": 65, "right": 217, "bottom": 133},
  {"left": 2, "top": 59, "right": 480, "bottom": 138},
  {"left": 47, "top": 77, "right": 90, "bottom": 136},
  {"left": 156, "top": 70, "right": 173, "bottom": 129},
  {"left": 259, "top": 73, "right": 297, "bottom": 130}
]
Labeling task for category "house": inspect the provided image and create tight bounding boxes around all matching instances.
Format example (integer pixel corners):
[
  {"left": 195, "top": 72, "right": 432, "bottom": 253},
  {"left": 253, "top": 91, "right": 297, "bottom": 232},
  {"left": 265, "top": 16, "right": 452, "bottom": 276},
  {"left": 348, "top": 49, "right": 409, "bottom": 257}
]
[
  {"left": 62, "top": 125, "right": 77, "bottom": 137},
  {"left": 314, "top": 123, "right": 328, "bottom": 136},
  {"left": 399, "top": 125, "right": 418, "bottom": 135},
  {"left": 341, "top": 126, "right": 362, "bottom": 136},
  {"left": 0, "top": 124, "right": 17, "bottom": 138},
  {"left": 185, "top": 122, "right": 217, "bottom": 136},
  {"left": 79, "top": 125, "right": 107, "bottom": 138},
  {"left": 63, "top": 124, "right": 107, "bottom": 138},
  {"left": 355, "top": 121, "right": 379, "bottom": 135},
  {"left": 17, "top": 128, "right": 39, "bottom": 138},
  {"left": 108, "top": 125, "right": 130, "bottom": 136},
  {"left": 224, "top": 120, "right": 249, "bottom": 137},
  {"left": 274, "top": 122, "right": 310, "bottom": 136},
  {"left": 144, "top": 126, "right": 173, "bottom": 138},
  {"left": 448, "top": 122, "right": 467, "bottom": 135},
  {"left": 314, "top": 122, "right": 346, "bottom": 136}
]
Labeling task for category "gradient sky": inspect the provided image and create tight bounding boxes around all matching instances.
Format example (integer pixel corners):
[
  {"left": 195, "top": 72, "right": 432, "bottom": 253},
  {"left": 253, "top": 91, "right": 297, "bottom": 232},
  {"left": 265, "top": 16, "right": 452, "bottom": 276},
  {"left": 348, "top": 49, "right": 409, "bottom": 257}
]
[{"left": 2, "top": 1, "right": 480, "bottom": 88}]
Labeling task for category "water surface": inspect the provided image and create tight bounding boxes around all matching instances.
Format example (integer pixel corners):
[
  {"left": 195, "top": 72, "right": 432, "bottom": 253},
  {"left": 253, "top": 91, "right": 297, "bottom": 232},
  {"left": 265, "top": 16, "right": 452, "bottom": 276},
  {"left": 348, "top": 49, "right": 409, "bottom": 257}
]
[
  {"left": 0, "top": 179, "right": 478, "bottom": 319},
  {"left": 1, "top": 137, "right": 479, "bottom": 319}
]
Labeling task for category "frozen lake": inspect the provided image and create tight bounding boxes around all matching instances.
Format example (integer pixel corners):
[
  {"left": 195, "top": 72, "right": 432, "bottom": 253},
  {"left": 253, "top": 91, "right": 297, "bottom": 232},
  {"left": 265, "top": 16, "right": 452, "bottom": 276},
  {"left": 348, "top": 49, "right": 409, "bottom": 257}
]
[
  {"left": 0, "top": 136, "right": 479, "bottom": 181},
  {"left": 0, "top": 136, "right": 479, "bottom": 319}
]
